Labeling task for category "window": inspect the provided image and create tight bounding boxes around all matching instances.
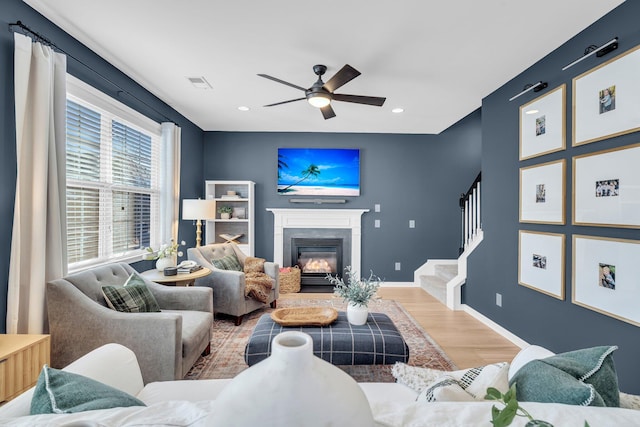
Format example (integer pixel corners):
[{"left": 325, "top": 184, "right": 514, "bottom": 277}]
[{"left": 66, "top": 76, "right": 161, "bottom": 270}]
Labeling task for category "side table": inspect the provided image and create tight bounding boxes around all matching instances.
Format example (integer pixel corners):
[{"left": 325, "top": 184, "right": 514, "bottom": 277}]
[
  {"left": 0, "top": 334, "right": 50, "bottom": 403},
  {"left": 141, "top": 267, "right": 211, "bottom": 287}
]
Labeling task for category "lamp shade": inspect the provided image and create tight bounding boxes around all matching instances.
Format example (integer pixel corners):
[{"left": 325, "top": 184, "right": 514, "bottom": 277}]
[{"left": 182, "top": 199, "right": 216, "bottom": 220}]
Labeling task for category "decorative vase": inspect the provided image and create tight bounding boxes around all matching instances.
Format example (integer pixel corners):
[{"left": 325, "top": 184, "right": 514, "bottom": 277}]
[
  {"left": 155, "top": 255, "right": 177, "bottom": 272},
  {"left": 347, "top": 302, "right": 369, "bottom": 326},
  {"left": 214, "top": 331, "right": 374, "bottom": 426}
]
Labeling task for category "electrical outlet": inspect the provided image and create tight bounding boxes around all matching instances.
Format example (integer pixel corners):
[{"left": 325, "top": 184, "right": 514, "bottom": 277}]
[
  {"left": 409, "top": 220, "right": 415, "bottom": 228},
  {"left": 496, "top": 293, "right": 502, "bottom": 307},
  {"left": 395, "top": 262, "right": 401, "bottom": 271},
  {"left": 374, "top": 204, "right": 381, "bottom": 212},
  {"left": 374, "top": 219, "right": 380, "bottom": 228}
]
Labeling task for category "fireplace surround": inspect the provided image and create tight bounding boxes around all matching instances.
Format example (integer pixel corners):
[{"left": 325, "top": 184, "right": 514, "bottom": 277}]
[{"left": 267, "top": 209, "right": 368, "bottom": 287}]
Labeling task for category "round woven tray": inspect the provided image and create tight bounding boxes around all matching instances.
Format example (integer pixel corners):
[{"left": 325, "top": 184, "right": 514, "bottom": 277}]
[{"left": 271, "top": 307, "right": 338, "bottom": 326}]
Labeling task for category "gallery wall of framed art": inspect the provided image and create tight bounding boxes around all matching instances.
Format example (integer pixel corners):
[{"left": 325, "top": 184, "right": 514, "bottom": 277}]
[{"left": 515, "top": 41, "right": 640, "bottom": 326}]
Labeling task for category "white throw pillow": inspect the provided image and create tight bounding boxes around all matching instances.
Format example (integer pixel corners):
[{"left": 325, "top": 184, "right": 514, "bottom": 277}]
[
  {"left": 416, "top": 362, "right": 510, "bottom": 403},
  {"left": 507, "top": 345, "right": 555, "bottom": 381}
]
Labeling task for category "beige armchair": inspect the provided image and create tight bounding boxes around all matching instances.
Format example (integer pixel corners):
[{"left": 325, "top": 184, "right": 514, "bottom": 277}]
[
  {"left": 46, "top": 262, "right": 213, "bottom": 384},
  {"left": 188, "top": 243, "right": 279, "bottom": 325}
]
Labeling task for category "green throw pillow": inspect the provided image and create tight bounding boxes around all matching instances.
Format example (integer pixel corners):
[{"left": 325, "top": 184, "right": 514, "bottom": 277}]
[
  {"left": 510, "top": 345, "right": 619, "bottom": 407},
  {"left": 30, "top": 365, "right": 145, "bottom": 415},
  {"left": 102, "top": 272, "right": 161, "bottom": 313},
  {"left": 211, "top": 253, "right": 242, "bottom": 271}
]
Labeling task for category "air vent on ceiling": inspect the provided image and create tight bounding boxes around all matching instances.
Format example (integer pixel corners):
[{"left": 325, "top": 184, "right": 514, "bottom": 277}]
[{"left": 187, "top": 76, "right": 212, "bottom": 89}]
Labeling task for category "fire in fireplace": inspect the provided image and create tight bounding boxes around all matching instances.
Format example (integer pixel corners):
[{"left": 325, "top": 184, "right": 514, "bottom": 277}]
[{"left": 291, "top": 238, "right": 343, "bottom": 287}]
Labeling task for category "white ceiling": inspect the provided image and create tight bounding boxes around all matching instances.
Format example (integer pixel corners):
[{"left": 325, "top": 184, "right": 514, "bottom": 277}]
[{"left": 24, "top": 0, "right": 623, "bottom": 134}]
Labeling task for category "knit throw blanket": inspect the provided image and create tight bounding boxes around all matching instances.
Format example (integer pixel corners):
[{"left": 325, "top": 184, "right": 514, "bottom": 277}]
[{"left": 244, "top": 257, "right": 273, "bottom": 303}]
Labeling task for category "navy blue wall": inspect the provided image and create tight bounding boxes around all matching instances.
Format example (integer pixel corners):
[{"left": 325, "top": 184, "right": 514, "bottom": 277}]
[
  {"left": 203, "top": 110, "right": 481, "bottom": 281},
  {"left": 0, "top": 0, "right": 205, "bottom": 333},
  {"left": 468, "top": 2, "right": 640, "bottom": 393}
]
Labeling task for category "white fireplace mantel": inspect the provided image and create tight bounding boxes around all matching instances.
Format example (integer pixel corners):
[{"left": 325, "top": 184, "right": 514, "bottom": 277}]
[{"left": 266, "top": 208, "right": 369, "bottom": 274}]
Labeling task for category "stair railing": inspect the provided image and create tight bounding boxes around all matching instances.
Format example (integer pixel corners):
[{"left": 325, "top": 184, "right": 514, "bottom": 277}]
[{"left": 459, "top": 172, "right": 482, "bottom": 254}]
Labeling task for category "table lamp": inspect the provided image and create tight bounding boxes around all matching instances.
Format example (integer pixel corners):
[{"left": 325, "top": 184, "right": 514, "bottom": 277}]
[{"left": 182, "top": 199, "right": 216, "bottom": 247}]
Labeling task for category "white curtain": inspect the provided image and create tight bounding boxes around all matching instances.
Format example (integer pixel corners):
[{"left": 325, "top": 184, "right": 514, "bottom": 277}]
[
  {"left": 7, "top": 33, "right": 68, "bottom": 334},
  {"left": 160, "top": 122, "right": 181, "bottom": 244}
]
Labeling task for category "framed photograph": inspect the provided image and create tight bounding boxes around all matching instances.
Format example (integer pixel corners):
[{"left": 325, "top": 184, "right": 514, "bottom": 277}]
[
  {"left": 520, "top": 159, "right": 565, "bottom": 224},
  {"left": 520, "top": 84, "right": 566, "bottom": 160},
  {"left": 518, "top": 230, "right": 565, "bottom": 299},
  {"left": 572, "top": 235, "right": 640, "bottom": 326},
  {"left": 573, "top": 44, "right": 640, "bottom": 146},
  {"left": 573, "top": 143, "right": 640, "bottom": 228}
]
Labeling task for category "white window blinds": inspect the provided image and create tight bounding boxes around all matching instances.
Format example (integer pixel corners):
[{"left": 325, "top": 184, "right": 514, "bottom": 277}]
[{"left": 66, "top": 76, "right": 161, "bottom": 270}]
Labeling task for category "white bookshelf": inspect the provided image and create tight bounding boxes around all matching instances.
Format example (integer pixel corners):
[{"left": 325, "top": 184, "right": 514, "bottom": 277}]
[{"left": 204, "top": 180, "right": 255, "bottom": 256}]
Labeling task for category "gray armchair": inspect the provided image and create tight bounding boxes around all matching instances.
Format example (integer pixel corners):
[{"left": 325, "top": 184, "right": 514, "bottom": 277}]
[
  {"left": 46, "top": 262, "right": 213, "bottom": 384},
  {"left": 188, "top": 243, "right": 279, "bottom": 325}
]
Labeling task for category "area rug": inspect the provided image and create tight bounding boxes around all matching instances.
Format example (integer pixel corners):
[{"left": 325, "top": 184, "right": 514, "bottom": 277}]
[{"left": 185, "top": 298, "right": 456, "bottom": 382}]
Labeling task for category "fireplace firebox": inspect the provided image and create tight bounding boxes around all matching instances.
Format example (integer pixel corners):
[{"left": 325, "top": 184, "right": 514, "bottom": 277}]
[{"left": 291, "top": 238, "right": 343, "bottom": 287}]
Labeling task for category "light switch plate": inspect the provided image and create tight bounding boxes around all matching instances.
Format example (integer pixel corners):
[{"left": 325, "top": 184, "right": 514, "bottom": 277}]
[
  {"left": 395, "top": 262, "right": 401, "bottom": 271},
  {"left": 374, "top": 204, "right": 381, "bottom": 212},
  {"left": 374, "top": 219, "right": 380, "bottom": 228},
  {"left": 409, "top": 220, "right": 415, "bottom": 228}
]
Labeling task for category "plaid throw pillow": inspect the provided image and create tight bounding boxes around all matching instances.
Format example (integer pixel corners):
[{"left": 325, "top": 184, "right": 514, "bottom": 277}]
[
  {"left": 102, "top": 272, "right": 161, "bottom": 313},
  {"left": 211, "top": 253, "right": 242, "bottom": 271}
]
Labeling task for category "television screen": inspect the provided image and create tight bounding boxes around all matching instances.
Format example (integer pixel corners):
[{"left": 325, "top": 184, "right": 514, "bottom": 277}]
[{"left": 277, "top": 148, "right": 360, "bottom": 196}]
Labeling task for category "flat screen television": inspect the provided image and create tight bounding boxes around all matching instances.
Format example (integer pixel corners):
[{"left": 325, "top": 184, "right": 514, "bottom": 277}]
[{"left": 277, "top": 148, "right": 360, "bottom": 196}]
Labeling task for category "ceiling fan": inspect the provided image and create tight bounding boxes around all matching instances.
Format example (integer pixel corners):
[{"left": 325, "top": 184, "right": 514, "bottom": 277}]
[{"left": 258, "top": 64, "right": 386, "bottom": 120}]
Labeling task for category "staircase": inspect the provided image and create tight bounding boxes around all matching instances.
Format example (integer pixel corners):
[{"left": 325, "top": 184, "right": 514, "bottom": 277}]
[
  {"left": 418, "top": 263, "right": 458, "bottom": 305},
  {"left": 415, "top": 173, "right": 482, "bottom": 310}
]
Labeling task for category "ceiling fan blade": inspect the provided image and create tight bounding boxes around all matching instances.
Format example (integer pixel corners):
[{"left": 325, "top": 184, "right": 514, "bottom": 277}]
[
  {"left": 323, "top": 64, "right": 361, "bottom": 93},
  {"left": 321, "top": 104, "right": 336, "bottom": 120},
  {"left": 264, "top": 98, "right": 306, "bottom": 107},
  {"left": 257, "top": 74, "right": 307, "bottom": 92},
  {"left": 332, "top": 93, "right": 386, "bottom": 106}
]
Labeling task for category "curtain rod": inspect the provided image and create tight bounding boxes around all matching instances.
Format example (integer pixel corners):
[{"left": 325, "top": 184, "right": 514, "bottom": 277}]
[{"left": 8, "top": 20, "right": 173, "bottom": 123}]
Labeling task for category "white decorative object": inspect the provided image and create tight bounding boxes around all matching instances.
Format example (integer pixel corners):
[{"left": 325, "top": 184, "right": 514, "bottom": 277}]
[
  {"left": 156, "top": 255, "right": 177, "bottom": 272},
  {"left": 347, "top": 302, "right": 369, "bottom": 326},
  {"left": 213, "top": 331, "right": 374, "bottom": 426}
]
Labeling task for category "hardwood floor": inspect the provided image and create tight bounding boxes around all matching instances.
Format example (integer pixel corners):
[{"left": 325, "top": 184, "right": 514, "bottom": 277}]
[{"left": 279, "top": 287, "right": 522, "bottom": 369}]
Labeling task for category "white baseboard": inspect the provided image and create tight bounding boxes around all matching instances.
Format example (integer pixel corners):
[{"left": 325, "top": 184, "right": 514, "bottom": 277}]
[
  {"left": 461, "top": 304, "right": 529, "bottom": 349},
  {"left": 380, "top": 282, "right": 418, "bottom": 287}
]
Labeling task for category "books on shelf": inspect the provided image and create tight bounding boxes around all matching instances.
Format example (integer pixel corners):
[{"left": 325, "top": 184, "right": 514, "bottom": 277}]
[
  {"left": 220, "top": 195, "right": 240, "bottom": 199},
  {"left": 177, "top": 264, "right": 203, "bottom": 274}
]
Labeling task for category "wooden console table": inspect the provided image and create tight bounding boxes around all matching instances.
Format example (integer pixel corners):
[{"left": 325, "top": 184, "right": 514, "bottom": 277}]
[{"left": 0, "top": 334, "right": 50, "bottom": 403}]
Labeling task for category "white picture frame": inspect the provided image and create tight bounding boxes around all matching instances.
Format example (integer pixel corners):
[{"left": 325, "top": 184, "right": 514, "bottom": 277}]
[
  {"left": 520, "top": 84, "right": 566, "bottom": 160},
  {"left": 572, "top": 235, "right": 640, "bottom": 327},
  {"left": 573, "top": 143, "right": 640, "bottom": 228},
  {"left": 519, "top": 159, "right": 565, "bottom": 224},
  {"left": 573, "top": 44, "right": 640, "bottom": 146},
  {"left": 518, "top": 230, "right": 565, "bottom": 300}
]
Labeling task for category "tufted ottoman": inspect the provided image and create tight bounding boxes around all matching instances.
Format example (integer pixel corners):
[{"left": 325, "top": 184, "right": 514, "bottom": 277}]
[{"left": 245, "top": 311, "right": 409, "bottom": 366}]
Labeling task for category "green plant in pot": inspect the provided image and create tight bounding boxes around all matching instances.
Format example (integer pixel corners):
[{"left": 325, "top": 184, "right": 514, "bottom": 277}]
[
  {"left": 326, "top": 266, "right": 382, "bottom": 326},
  {"left": 217, "top": 205, "right": 233, "bottom": 219}
]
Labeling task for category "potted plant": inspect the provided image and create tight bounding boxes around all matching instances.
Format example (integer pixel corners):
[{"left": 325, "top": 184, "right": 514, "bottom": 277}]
[
  {"left": 326, "top": 266, "right": 382, "bottom": 325},
  {"left": 143, "top": 239, "right": 186, "bottom": 271},
  {"left": 217, "top": 205, "right": 233, "bottom": 219}
]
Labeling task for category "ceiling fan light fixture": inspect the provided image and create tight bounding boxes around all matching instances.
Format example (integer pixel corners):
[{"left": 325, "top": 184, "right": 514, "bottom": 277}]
[{"left": 307, "top": 93, "right": 331, "bottom": 108}]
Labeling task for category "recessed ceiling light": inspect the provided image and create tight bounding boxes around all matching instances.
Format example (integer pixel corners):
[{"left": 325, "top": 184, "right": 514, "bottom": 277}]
[
  {"left": 238, "top": 106, "right": 250, "bottom": 111},
  {"left": 525, "top": 109, "right": 539, "bottom": 115},
  {"left": 187, "top": 76, "right": 212, "bottom": 89},
  {"left": 391, "top": 107, "right": 404, "bottom": 114}
]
